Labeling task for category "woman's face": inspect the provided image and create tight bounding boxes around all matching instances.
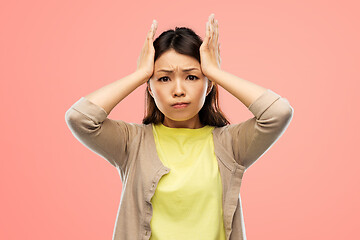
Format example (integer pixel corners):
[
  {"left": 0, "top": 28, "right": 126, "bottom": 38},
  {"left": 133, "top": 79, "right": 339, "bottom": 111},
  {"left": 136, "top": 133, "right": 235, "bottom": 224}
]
[{"left": 148, "top": 49, "right": 213, "bottom": 129}]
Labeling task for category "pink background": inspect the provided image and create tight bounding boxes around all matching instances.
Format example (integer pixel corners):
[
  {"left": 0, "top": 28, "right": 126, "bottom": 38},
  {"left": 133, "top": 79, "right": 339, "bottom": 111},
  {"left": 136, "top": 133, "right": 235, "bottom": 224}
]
[{"left": 1, "top": 0, "right": 359, "bottom": 239}]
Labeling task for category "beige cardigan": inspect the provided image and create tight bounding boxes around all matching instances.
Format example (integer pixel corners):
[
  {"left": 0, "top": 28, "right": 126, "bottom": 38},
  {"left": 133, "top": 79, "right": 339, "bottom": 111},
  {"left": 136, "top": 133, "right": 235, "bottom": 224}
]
[{"left": 65, "top": 89, "right": 293, "bottom": 240}]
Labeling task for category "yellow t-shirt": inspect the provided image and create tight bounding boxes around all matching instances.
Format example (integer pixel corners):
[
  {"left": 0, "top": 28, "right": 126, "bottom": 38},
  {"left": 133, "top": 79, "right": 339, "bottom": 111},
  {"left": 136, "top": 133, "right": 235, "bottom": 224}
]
[{"left": 150, "top": 123, "right": 226, "bottom": 240}]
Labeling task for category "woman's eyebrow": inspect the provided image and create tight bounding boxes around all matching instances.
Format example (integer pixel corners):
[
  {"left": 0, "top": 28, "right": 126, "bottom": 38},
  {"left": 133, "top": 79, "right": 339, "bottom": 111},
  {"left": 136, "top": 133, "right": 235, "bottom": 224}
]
[{"left": 157, "top": 68, "right": 200, "bottom": 73}]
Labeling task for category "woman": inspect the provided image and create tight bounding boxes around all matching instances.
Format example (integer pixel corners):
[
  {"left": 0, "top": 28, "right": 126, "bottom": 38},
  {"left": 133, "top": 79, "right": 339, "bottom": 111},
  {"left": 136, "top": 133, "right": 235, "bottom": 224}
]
[{"left": 65, "top": 13, "right": 293, "bottom": 240}]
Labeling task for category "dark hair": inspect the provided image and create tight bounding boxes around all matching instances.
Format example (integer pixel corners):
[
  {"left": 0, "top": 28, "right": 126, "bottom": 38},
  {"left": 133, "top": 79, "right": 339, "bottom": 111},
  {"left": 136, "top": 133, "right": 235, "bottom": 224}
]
[{"left": 142, "top": 27, "right": 230, "bottom": 127}]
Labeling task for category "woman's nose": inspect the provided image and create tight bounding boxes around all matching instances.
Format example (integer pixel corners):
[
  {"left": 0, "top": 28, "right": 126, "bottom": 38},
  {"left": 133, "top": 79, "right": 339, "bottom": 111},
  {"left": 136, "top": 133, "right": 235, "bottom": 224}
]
[{"left": 173, "top": 79, "right": 186, "bottom": 97}]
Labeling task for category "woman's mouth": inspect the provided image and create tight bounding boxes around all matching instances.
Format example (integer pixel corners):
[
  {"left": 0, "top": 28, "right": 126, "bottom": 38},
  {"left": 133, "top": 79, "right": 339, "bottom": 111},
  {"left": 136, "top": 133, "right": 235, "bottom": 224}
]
[{"left": 172, "top": 103, "right": 189, "bottom": 109}]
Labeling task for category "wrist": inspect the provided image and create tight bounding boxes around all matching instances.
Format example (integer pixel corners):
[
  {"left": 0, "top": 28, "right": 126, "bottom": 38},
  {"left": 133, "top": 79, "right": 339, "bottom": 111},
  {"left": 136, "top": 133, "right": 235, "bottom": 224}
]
[
  {"left": 204, "top": 67, "right": 222, "bottom": 83},
  {"left": 135, "top": 70, "right": 152, "bottom": 83}
]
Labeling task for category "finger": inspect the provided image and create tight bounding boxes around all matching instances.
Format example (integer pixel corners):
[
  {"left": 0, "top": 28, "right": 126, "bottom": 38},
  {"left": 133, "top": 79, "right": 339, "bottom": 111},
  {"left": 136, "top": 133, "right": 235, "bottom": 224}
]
[
  {"left": 152, "top": 20, "right": 158, "bottom": 39},
  {"left": 209, "top": 13, "right": 215, "bottom": 22},
  {"left": 209, "top": 23, "right": 214, "bottom": 46},
  {"left": 148, "top": 22, "right": 153, "bottom": 36},
  {"left": 206, "top": 21, "right": 210, "bottom": 38},
  {"left": 208, "top": 14, "right": 214, "bottom": 41},
  {"left": 203, "top": 21, "right": 210, "bottom": 46},
  {"left": 144, "top": 27, "right": 153, "bottom": 50},
  {"left": 208, "top": 14, "right": 213, "bottom": 23},
  {"left": 211, "top": 16, "right": 217, "bottom": 46},
  {"left": 213, "top": 17, "right": 218, "bottom": 44},
  {"left": 146, "top": 20, "right": 157, "bottom": 49},
  {"left": 215, "top": 19, "right": 219, "bottom": 47},
  {"left": 142, "top": 27, "right": 151, "bottom": 50},
  {"left": 148, "top": 20, "right": 156, "bottom": 39},
  {"left": 150, "top": 24, "right": 154, "bottom": 37}
]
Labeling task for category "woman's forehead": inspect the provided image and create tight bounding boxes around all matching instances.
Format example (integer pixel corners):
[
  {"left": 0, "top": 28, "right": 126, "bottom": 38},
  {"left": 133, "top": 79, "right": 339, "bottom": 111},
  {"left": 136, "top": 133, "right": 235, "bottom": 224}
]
[
  {"left": 154, "top": 60, "right": 200, "bottom": 71},
  {"left": 155, "top": 50, "right": 199, "bottom": 68},
  {"left": 155, "top": 66, "right": 201, "bottom": 73}
]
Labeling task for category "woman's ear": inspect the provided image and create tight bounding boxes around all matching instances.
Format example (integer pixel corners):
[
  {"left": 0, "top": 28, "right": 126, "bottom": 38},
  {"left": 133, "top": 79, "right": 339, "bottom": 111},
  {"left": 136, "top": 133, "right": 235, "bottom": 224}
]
[
  {"left": 147, "top": 80, "right": 154, "bottom": 98},
  {"left": 206, "top": 80, "right": 214, "bottom": 96}
]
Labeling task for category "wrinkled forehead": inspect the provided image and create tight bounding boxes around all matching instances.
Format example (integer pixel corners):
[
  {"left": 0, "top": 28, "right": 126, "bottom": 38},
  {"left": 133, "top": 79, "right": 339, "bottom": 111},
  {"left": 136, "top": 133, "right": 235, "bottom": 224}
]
[{"left": 154, "top": 50, "right": 200, "bottom": 71}]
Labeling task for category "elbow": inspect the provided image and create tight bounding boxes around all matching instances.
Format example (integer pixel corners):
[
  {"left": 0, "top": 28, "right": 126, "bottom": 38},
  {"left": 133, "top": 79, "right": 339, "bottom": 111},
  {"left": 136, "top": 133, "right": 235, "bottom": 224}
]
[
  {"left": 273, "top": 98, "right": 294, "bottom": 127},
  {"left": 65, "top": 108, "right": 77, "bottom": 126},
  {"left": 279, "top": 100, "right": 294, "bottom": 128},
  {"left": 64, "top": 107, "right": 102, "bottom": 134},
  {"left": 64, "top": 107, "right": 86, "bottom": 131},
  {"left": 284, "top": 98, "right": 294, "bottom": 121},
  {"left": 278, "top": 97, "right": 294, "bottom": 117},
  {"left": 64, "top": 108, "right": 79, "bottom": 132}
]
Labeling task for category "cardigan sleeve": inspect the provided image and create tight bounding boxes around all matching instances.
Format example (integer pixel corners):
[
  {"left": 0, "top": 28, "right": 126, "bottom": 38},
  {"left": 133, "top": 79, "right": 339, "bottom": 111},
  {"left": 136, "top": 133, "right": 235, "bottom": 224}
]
[
  {"left": 227, "top": 89, "right": 294, "bottom": 170},
  {"left": 64, "top": 97, "right": 141, "bottom": 170}
]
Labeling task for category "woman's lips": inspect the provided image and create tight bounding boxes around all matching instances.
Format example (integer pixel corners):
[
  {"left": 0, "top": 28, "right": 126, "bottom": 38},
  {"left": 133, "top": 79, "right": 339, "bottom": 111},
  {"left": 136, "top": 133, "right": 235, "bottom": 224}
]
[{"left": 172, "top": 103, "right": 189, "bottom": 109}]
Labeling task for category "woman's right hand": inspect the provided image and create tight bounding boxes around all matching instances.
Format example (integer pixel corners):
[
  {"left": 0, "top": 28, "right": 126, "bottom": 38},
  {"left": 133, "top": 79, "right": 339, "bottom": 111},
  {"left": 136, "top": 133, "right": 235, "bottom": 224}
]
[{"left": 136, "top": 19, "right": 158, "bottom": 81}]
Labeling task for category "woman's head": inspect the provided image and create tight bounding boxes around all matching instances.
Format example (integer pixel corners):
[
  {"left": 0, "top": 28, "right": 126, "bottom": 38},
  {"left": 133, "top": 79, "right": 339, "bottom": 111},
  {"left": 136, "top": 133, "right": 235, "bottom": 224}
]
[{"left": 142, "top": 27, "right": 230, "bottom": 128}]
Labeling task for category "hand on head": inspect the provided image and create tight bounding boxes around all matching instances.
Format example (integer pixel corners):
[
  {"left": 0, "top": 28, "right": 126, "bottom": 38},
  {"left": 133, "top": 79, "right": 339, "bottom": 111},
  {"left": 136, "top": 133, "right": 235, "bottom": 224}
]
[
  {"left": 137, "top": 19, "right": 158, "bottom": 82},
  {"left": 200, "top": 13, "right": 222, "bottom": 77},
  {"left": 136, "top": 14, "right": 222, "bottom": 84}
]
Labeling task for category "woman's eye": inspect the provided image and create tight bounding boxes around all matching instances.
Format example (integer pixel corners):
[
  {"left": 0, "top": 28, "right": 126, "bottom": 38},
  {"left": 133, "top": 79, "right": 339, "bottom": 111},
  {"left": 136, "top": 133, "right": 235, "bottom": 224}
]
[
  {"left": 158, "top": 77, "right": 169, "bottom": 82},
  {"left": 158, "top": 75, "right": 198, "bottom": 82},
  {"left": 188, "top": 75, "right": 199, "bottom": 80}
]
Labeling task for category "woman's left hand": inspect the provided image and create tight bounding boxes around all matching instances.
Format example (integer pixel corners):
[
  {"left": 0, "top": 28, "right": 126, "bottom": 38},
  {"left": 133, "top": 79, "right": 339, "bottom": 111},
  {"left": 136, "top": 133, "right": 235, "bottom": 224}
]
[{"left": 200, "top": 13, "right": 222, "bottom": 78}]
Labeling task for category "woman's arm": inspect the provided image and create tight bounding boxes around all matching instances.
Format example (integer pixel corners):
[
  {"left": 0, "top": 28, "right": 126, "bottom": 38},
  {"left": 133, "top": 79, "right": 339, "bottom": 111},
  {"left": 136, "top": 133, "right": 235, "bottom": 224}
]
[
  {"left": 225, "top": 88, "right": 293, "bottom": 170},
  {"left": 65, "top": 20, "right": 158, "bottom": 170},
  {"left": 84, "top": 70, "right": 149, "bottom": 115},
  {"left": 65, "top": 94, "right": 143, "bottom": 170},
  {"left": 206, "top": 68, "right": 267, "bottom": 108},
  {"left": 64, "top": 70, "right": 148, "bottom": 170},
  {"left": 202, "top": 14, "right": 293, "bottom": 170},
  {"left": 65, "top": 72, "right": 151, "bottom": 171},
  {"left": 84, "top": 20, "right": 158, "bottom": 115},
  {"left": 200, "top": 14, "right": 267, "bottom": 107},
  {"left": 207, "top": 69, "right": 294, "bottom": 171}
]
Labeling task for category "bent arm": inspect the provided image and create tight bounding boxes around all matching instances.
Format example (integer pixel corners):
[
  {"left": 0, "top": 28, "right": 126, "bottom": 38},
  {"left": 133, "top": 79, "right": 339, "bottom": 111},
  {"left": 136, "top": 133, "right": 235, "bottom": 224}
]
[
  {"left": 205, "top": 68, "right": 293, "bottom": 170},
  {"left": 65, "top": 97, "right": 142, "bottom": 170},
  {"left": 206, "top": 68, "right": 268, "bottom": 108},
  {"left": 227, "top": 89, "right": 294, "bottom": 170},
  {"left": 84, "top": 70, "right": 149, "bottom": 115},
  {"left": 64, "top": 70, "right": 148, "bottom": 170}
]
